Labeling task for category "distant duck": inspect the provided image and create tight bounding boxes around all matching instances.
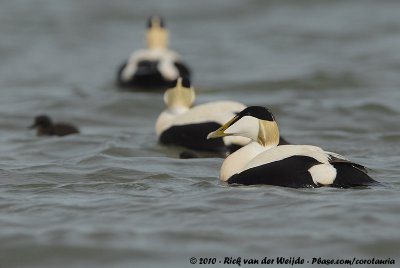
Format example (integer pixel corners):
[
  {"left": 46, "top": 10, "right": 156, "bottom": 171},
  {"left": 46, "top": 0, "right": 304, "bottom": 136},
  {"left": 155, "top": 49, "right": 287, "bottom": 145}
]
[
  {"left": 155, "top": 79, "right": 289, "bottom": 155},
  {"left": 117, "top": 16, "right": 191, "bottom": 89},
  {"left": 30, "top": 115, "right": 79, "bottom": 137},
  {"left": 207, "top": 106, "right": 378, "bottom": 188}
]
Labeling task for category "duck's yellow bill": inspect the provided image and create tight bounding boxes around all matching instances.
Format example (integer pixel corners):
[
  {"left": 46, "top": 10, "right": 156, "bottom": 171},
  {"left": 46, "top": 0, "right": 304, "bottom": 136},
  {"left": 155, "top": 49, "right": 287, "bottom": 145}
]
[{"left": 207, "top": 115, "right": 239, "bottom": 139}]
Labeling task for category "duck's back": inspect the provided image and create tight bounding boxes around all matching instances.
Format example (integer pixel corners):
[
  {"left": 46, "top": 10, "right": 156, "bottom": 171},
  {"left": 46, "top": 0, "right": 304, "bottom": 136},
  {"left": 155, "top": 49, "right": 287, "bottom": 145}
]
[
  {"left": 118, "top": 49, "right": 190, "bottom": 88},
  {"left": 52, "top": 123, "right": 79, "bottom": 136},
  {"left": 230, "top": 145, "right": 378, "bottom": 188},
  {"left": 159, "top": 101, "right": 246, "bottom": 152},
  {"left": 172, "top": 101, "right": 246, "bottom": 126}
]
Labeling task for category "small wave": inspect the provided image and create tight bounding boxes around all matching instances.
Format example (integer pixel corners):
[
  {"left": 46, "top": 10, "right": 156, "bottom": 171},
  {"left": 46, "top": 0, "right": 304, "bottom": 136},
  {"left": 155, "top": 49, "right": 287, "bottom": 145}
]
[{"left": 356, "top": 102, "right": 398, "bottom": 114}]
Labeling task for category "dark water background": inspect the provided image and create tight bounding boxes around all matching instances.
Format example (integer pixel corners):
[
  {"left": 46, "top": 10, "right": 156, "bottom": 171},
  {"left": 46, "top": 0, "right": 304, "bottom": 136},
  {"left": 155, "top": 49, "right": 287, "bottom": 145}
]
[{"left": 0, "top": 0, "right": 399, "bottom": 267}]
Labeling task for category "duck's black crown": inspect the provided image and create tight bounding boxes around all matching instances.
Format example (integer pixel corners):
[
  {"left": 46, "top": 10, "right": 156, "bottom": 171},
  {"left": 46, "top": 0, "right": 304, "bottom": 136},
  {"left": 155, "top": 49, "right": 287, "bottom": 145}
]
[
  {"left": 166, "top": 77, "right": 191, "bottom": 89},
  {"left": 238, "top": 106, "right": 275, "bottom": 121},
  {"left": 147, "top": 16, "right": 165, "bottom": 28}
]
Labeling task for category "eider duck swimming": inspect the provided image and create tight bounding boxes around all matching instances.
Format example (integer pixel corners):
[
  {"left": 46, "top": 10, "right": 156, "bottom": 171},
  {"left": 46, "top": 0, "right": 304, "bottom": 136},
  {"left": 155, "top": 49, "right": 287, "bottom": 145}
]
[
  {"left": 117, "top": 16, "right": 191, "bottom": 89},
  {"left": 30, "top": 115, "right": 79, "bottom": 137},
  {"left": 155, "top": 79, "right": 289, "bottom": 155},
  {"left": 207, "top": 106, "right": 378, "bottom": 188}
]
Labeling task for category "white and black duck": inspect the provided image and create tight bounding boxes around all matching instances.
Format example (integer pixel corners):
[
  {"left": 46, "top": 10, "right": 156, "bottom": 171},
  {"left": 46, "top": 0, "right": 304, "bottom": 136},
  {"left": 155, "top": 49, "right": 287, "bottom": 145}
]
[
  {"left": 117, "top": 16, "right": 191, "bottom": 89},
  {"left": 155, "top": 79, "right": 289, "bottom": 155},
  {"left": 207, "top": 106, "right": 378, "bottom": 188}
]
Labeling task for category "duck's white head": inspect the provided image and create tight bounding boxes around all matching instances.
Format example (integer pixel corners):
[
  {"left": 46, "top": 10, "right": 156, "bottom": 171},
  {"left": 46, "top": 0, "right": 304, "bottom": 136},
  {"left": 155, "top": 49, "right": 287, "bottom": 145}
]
[
  {"left": 146, "top": 16, "right": 169, "bottom": 49},
  {"left": 163, "top": 77, "right": 196, "bottom": 111},
  {"left": 207, "top": 106, "right": 280, "bottom": 147}
]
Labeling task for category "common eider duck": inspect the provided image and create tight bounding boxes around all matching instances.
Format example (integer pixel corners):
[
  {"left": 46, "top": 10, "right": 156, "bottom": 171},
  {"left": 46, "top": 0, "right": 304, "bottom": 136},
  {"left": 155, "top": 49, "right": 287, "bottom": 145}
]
[
  {"left": 155, "top": 79, "right": 289, "bottom": 155},
  {"left": 117, "top": 16, "right": 191, "bottom": 89},
  {"left": 207, "top": 106, "right": 378, "bottom": 188},
  {"left": 30, "top": 115, "right": 79, "bottom": 137}
]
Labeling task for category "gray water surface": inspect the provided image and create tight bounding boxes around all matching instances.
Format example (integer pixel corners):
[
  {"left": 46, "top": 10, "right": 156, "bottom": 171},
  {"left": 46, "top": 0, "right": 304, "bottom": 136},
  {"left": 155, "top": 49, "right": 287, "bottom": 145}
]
[{"left": 0, "top": 0, "right": 399, "bottom": 267}]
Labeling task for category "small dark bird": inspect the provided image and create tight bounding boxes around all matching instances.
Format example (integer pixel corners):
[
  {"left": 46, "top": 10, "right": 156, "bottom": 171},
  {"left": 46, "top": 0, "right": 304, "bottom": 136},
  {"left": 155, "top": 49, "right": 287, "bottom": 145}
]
[{"left": 30, "top": 115, "right": 80, "bottom": 137}]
